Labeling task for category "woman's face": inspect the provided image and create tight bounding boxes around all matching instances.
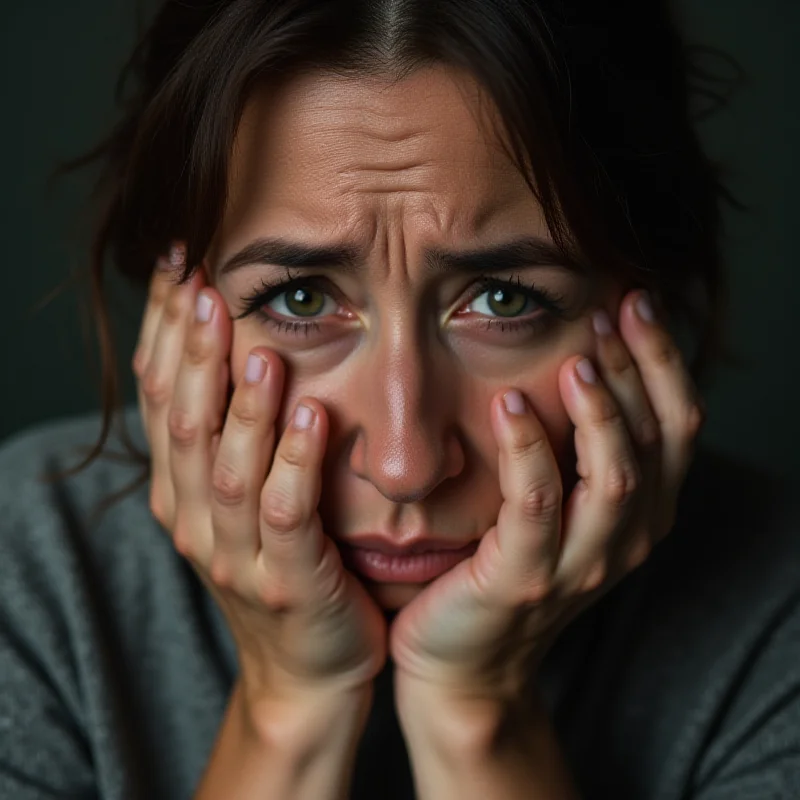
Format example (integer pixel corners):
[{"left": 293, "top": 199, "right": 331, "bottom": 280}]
[{"left": 209, "top": 66, "right": 622, "bottom": 609}]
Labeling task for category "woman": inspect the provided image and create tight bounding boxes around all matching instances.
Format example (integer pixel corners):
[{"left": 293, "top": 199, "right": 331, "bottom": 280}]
[{"left": 0, "top": 0, "right": 797, "bottom": 798}]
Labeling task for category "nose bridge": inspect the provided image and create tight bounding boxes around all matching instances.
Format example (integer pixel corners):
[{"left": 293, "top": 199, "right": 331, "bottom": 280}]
[{"left": 354, "top": 316, "right": 457, "bottom": 503}]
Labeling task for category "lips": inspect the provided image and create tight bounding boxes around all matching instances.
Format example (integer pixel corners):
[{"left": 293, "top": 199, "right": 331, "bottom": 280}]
[
  {"left": 338, "top": 534, "right": 477, "bottom": 557},
  {"left": 337, "top": 535, "right": 480, "bottom": 583}
]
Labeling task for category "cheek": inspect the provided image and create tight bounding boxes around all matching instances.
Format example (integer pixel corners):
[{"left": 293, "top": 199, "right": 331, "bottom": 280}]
[
  {"left": 527, "top": 379, "right": 573, "bottom": 459},
  {"left": 230, "top": 322, "right": 586, "bottom": 472},
  {"left": 229, "top": 324, "right": 255, "bottom": 384},
  {"left": 229, "top": 326, "right": 342, "bottom": 431}
]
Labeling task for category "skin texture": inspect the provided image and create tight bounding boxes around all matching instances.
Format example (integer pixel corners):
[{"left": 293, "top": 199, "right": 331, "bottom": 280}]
[
  {"left": 205, "top": 66, "right": 620, "bottom": 610},
  {"left": 135, "top": 63, "right": 704, "bottom": 795}
]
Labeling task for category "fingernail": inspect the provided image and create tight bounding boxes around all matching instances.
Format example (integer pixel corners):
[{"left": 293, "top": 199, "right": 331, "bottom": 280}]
[
  {"left": 293, "top": 403, "right": 315, "bottom": 430},
  {"left": 169, "top": 243, "right": 186, "bottom": 268},
  {"left": 196, "top": 291, "right": 214, "bottom": 323},
  {"left": 503, "top": 389, "right": 526, "bottom": 415},
  {"left": 592, "top": 310, "right": 613, "bottom": 336},
  {"left": 636, "top": 291, "right": 655, "bottom": 324},
  {"left": 245, "top": 354, "right": 267, "bottom": 384},
  {"left": 575, "top": 358, "right": 597, "bottom": 384}
]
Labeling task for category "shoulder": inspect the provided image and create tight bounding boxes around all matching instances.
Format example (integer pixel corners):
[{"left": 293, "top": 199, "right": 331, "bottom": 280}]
[
  {"left": 555, "top": 449, "right": 800, "bottom": 796},
  {"left": 646, "top": 451, "right": 800, "bottom": 792},
  {"left": 0, "top": 405, "right": 149, "bottom": 528},
  {"left": 656, "top": 447, "right": 799, "bottom": 612},
  {"left": 0, "top": 405, "right": 168, "bottom": 615}
]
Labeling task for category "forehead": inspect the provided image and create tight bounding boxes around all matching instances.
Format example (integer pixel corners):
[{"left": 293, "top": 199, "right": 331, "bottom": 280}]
[{"left": 223, "top": 66, "right": 543, "bottom": 245}]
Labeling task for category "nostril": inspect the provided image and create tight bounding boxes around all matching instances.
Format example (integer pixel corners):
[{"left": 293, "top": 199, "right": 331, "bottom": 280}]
[{"left": 374, "top": 485, "right": 436, "bottom": 505}]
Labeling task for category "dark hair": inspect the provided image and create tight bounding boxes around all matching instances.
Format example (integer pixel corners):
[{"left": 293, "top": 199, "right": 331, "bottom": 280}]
[{"left": 60, "top": 0, "right": 743, "bottom": 510}]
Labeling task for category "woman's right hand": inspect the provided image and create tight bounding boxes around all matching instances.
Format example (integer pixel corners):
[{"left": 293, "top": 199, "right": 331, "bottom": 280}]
[{"left": 132, "top": 250, "right": 387, "bottom": 719}]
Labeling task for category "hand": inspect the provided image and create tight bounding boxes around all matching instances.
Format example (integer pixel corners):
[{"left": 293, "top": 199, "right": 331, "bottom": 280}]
[
  {"left": 132, "top": 247, "right": 387, "bottom": 711},
  {"left": 389, "top": 289, "right": 705, "bottom": 703}
]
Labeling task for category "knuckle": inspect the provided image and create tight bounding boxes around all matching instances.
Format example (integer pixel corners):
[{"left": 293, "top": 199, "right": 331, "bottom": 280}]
[
  {"left": 636, "top": 416, "right": 661, "bottom": 448},
  {"left": 141, "top": 368, "right": 171, "bottom": 408},
  {"left": 520, "top": 482, "right": 562, "bottom": 525},
  {"left": 684, "top": 403, "right": 705, "bottom": 437},
  {"left": 167, "top": 407, "right": 200, "bottom": 450},
  {"left": 211, "top": 462, "right": 248, "bottom": 507},
  {"left": 278, "top": 435, "right": 309, "bottom": 471},
  {"left": 509, "top": 430, "right": 549, "bottom": 461},
  {"left": 228, "top": 396, "right": 262, "bottom": 431},
  {"left": 604, "top": 460, "right": 639, "bottom": 507},
  {"left": 581, "top": 560, "right": 607, "bottom": 593},
  {"left": 592, "top": 396, "right": 621, "bottom": 427},
  {"left": 626, "top": 538, "right": 651, "bottom": 571},
  {"left": 256, "top": 576, "right": 294, "bottom": 613},
  {"left": 208, "top": 556, "right": 235, "bottom": 591},
  {"left": 149, "top": 488, "right": 170, "bottom": 530},
  {"left": 184, "top": 328, "right": 214, "bottom": 367},
  {"left": 604, "top": 343, "right": 634, "bottom": 377},
  {"left": 650, "top": 337, "right": 682, "bottom": 368},
  {"left": 150, "top": 274, "right": 172, "bottom": 304},
  {"left": 261, "top": 489, "right": 304, "bottom": 535},
  {"left": 163, "top": 290, "right": 188, "bottom": 324},
  {"left": 132, "top": 348, "right": 146, "bottom": 379},
  {"left": 172, "top": 521, "right": 196, "bottom": 562}
]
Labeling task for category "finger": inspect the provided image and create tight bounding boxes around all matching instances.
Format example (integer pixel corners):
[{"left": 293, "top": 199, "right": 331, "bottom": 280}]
[
  {"left": 208, "top": 348, "right": 285, "bottom": 591},
  {"left": 133, "top": 244, "right": 190, "bottom": 380},
  {"left": 592, "top": 308, "right": 662, "bottom": 559},
  {"left": 168, "top": 288, "right": 232, "bottom": 564},
  {"left": 556, "top": 356, "right": 640, "bottom": 593},
  {"left": 618, "top": 291, "right": 705, "bottom": 535},
  {"left": 141, "top": 266, "right": 204, "bottom": 524},
  {"left": 471, "top": 388, "right": 562, "bottom": 604},
  {"left": 591, "top": 309, "right": 661, "bottom": 451},
  {"left": 256, "top": 397, "right": 330, "bottom": 605},
  {"left": 217, "top": 359, "right": 231, "bottom": 423},
  {"left": 134, "top": 244, "right": 190, "bottom": 435},
  {"left": 133, "top": 258, "right": 178, "bottom": 426}
]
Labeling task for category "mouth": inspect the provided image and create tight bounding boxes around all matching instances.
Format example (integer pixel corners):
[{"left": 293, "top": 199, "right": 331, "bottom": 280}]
[{"left": 338, "top": 538, "right": 479, "bottom": 583}]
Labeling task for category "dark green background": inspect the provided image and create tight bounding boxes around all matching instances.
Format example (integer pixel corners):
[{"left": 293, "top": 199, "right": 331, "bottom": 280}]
[{"left": 1, "top": 1, "right": 797, "bottom": 479}]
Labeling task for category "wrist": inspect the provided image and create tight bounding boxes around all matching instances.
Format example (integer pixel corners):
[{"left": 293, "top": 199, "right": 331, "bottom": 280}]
[
  {"left": 396, "top": 676, "right": 580, "bottom": 800},
  {"left": 242, "top": 679, "right": 375, "bottom": 757},
  {"left": 194, "top": 680, "right": 374, "bottom": 800},
  {"left": 396, "top": 673, "right": 537, "bottom": 756}
]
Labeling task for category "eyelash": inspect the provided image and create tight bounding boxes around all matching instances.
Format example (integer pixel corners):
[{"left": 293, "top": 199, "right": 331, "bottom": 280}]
[{"left": 235, "top": 268, "right": 568, "bottom": 337}]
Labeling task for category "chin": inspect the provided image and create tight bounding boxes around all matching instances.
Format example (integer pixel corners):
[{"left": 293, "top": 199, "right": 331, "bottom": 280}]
[{"left": 365, "top": 580, "right": 428, "bottom": 610}]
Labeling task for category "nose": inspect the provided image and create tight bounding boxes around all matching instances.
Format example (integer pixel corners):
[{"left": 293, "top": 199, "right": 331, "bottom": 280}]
[{"left": 348, "top": 334, "right": 464, "bottom": 504}]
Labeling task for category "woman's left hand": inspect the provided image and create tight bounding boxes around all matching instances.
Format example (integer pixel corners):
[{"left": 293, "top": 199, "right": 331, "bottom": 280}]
[{"left": 389, "top": 289, "right": 705, "bottom": 705}]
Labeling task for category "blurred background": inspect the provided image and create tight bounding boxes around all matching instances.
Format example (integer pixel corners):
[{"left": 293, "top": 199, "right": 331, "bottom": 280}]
[{"left": 0, "top": 0, "right": 797, "bottom": 479}]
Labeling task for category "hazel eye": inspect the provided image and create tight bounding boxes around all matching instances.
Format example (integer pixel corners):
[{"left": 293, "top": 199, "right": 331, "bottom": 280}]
[
  {"left": 466, "top": 286, "right": 538, "bottom": 318},
  {"left": 267, "top": 286, "right": 337, "bottom": 318}
]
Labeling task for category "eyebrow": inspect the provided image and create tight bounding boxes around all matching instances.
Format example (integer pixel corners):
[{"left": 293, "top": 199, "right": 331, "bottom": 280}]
[{"left": 217, "top": 234, "right": 584, "bottom": 278}]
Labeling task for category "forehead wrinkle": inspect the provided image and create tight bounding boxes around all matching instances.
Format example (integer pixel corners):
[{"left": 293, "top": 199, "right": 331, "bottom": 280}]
[
  {"left": 224, "top": 67, "right": 549, "bottom": 278},
  {"left": 336, "top": 158, "right": 438, "bottom": 175}
]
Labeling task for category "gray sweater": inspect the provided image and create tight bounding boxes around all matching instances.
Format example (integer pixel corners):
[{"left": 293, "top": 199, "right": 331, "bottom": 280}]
[{"left": 0, "top": 407, "right": 797, "bottom": 799}]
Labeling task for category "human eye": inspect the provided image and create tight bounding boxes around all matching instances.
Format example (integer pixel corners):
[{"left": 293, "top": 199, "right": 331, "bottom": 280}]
[
  {"left": 234, "top": 270, "right": 344, "bottom": 336},
  {"left": 456, "top": 275, "right": 568, "bottom": 334}
]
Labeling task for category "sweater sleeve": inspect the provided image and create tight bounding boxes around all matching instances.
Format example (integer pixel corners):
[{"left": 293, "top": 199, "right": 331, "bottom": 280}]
[
  {"left": 0, "top": 409, "right": 232, "bottom": 800},
  {"left": 0, "top": 479, "right": 95, "bottom": 798},
  {"left": 691, "top": 588, "right": 800, "bottom": 800}
]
